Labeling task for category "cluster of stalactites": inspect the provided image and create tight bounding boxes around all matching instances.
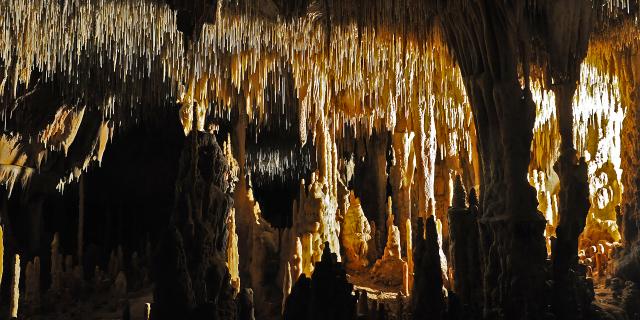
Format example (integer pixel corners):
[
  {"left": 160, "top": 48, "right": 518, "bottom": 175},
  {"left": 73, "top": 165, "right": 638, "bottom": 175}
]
[
  {"left": 530, "top": 63, "right": 623, "bottom": 174},
  {"left": 529, "top": 47, "right": 628, "bottom": 253},
  {"left": 1, "top": 0, "right": 475, "bottom": 163}
]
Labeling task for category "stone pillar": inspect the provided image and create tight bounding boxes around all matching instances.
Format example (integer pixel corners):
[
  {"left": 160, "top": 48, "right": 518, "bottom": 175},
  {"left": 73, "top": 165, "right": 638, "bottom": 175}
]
[
  {"left": 616, "top": 50, "right": 640, "bottom": 282},
  {"left": 390, "top": 125, "right": 415, "bottom": 257},
  {"left": 440, "top": 4, "right": 548, "bottom": 317}
]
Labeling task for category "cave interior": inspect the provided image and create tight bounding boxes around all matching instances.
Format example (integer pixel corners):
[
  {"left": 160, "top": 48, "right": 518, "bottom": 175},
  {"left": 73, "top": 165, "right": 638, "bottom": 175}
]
[{"left": 1, "top": 0, "right": 640, "bottom": 319}]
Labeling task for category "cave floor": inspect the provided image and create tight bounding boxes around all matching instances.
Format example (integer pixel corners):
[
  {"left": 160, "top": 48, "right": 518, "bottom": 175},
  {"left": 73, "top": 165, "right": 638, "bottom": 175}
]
[{"left": 21, "top": 286, "right": 152, "bottom": 320}]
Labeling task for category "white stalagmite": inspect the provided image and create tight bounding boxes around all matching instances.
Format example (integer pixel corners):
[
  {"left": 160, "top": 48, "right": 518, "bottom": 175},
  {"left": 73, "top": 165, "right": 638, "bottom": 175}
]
[{"left": 10, "top": 254, "right": 20, "bottom": 318}]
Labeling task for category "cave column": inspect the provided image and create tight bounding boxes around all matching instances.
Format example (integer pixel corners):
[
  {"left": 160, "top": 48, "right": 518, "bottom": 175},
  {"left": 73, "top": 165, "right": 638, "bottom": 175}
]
[
  {"left": 441, "top": 3, "right": 547, "bottom": 316},
  {"left": 369, "top": 131, "right": 389, "bottom": 256},
  {"left": 620, "top": 51, "right": 640, "bottom": 245},
  {"left": 390, "top": 117, "right": 415, "bottom": 256},
  {"left": 411, "top": 104, "right": 437, "bottom": 219},
  {"left": 231, "top": 98, "right": 256, "bottom": 297},
  {"left": 542, "top": 2, "right": 593, "bottom": 317},
  {"left": 551, "top": 80, "right": 590, "bottom": 318},
  {"left": 616, "top": 49, "right": 640, "bottom": 281}
]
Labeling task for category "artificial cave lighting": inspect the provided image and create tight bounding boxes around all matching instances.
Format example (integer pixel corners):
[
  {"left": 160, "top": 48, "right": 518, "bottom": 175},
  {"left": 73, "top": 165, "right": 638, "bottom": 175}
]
[{"left": 1, "top": 0, "right": 640, "bottom": 319}]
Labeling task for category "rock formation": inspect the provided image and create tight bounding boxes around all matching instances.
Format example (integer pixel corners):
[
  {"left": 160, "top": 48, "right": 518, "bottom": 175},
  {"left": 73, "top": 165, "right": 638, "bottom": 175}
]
[
  {"left": 1, "top": 1, "right": 640, "bottom": 320},
  {"left": 371, "top": 198, "right": 406, "bottom": 287},
  {"left": 152, "top": 131, "right": 237, "bottom": 320},
  {"left": 447, "top": 177, "right": 482, "bottom": 315},
  {"left": 341, "top": 191, "right": 371, "bottom": 272},
  {"left": 412, "top": 216, "right": 445, "bottom": 319},
  {"left": 25, "top": 256, "right": 41, "bottom": 310},
  {"left": 283, "top": 242, "right": 356, "bottom": 320},
  {"left": 10, "top": 254, "right": 20, "bottom": 319}
]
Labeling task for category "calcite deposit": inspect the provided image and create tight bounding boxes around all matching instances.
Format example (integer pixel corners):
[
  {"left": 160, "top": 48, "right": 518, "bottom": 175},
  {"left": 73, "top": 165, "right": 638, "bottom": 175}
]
[
  {"left": 341, "top": 191, "right": 371, "bottom": 272},
  {"left": 0, "top": 0, "right": 640, "bottom": 319}
]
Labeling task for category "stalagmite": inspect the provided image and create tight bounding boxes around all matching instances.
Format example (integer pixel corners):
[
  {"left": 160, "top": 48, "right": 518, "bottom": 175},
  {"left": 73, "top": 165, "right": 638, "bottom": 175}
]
[
  {"left": 405, "top": 218, "right": 413, "bottom": 291},
  {"left": 226, "top": 208, "right": 240, "bottom": 295},
  {"left": 25, "top": 257, "right": 40, "bottom": 310},
  {"left": 10, "top": 254, "right": 20, "bottom": 319},
  {"left": 340, "top": 191, "right": 371, "bottom": 271},
  {"left": 412, "top": 216, "right": 445, "bottom": 319},
  {"left": 291, "top": 237, "right": 303, "bottom": 282},
  {"left": 371, "top": 198, "right": 406, "bottom": 287},
  {"left": 145, "top": 303, "right": 151, "bottom": 320},
  {"left": 50, "top": 233, "right": 63, "bottom": 292},
  {"left": 447, "top": 177, "right": 481, "bottom": 315},
  {"left": 282, "top": 262, "right": 292, "bottom": 315}
]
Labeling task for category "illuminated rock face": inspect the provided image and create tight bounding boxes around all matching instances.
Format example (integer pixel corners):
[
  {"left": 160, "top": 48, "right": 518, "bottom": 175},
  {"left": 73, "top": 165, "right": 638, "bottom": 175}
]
[{"left": 340, "top": 192, "right": 371, "bottom": 272}]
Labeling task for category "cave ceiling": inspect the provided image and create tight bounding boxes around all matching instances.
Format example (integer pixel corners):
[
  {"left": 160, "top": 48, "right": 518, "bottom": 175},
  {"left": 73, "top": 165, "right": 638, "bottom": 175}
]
[{"left": 0, "top": 0, "right": 638, "bottom": 195}]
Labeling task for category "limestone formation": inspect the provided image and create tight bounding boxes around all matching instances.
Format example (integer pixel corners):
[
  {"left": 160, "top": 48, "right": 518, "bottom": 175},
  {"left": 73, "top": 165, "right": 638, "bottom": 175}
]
[
  {"left": 291, "top": 237, "right": 303, "bottom": 282},
  {"left": 50, "top": 233, "right": 63, "bottom": 293},
  {"left": 412, "top": 216, "right": 445, "bottom": 320},
  {"left": 25, "top": 256, "right": 41, "bottom": 309},
  {"left": 226, "top": 207, "right": 240, "bottom": 295},
  {"left": 390, "top": 128, "right": 415, "bottom": 256},
  {"left": 152, "top": 131, "right": 237, "bottom": 320},
  {"left": 447, "top": 179, "right": 482, "bottom": 315},
  {"left": 283, "top": 242, "right": 356, "bottom": 320},
  {"left": 341, "top": 191, "right": 371, "bottom": 271},
  {"left": 371, "top": 198, "right": 406, "bottom": 287},
  {"left": 10, "top": 254, "right": 20, "bottom": 319},
  {"left": 2, "top": 1, "right": 640, "bottom": 320}
]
